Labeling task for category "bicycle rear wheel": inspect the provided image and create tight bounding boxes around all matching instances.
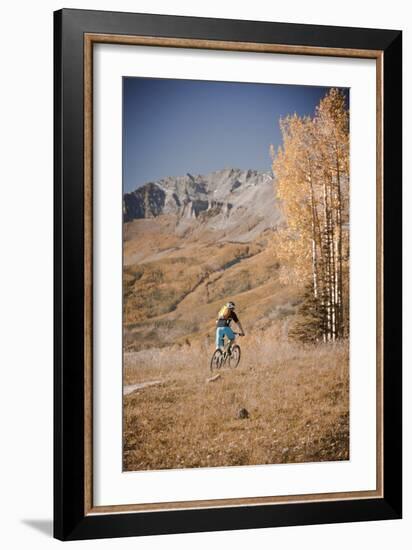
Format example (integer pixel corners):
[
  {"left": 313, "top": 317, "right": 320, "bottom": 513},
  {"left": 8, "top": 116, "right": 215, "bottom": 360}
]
[
  {"left": 210, "top": 349, "right": 224, "bottom": 373},
  {"left": 228, "top": 345, "right": 241, "bottom": 368}
]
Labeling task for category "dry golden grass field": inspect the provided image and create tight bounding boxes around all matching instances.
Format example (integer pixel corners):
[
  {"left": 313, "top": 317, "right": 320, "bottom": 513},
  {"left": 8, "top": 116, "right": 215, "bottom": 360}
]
[
  {"left": 122, "top": 199, "right": 350, "bottom": 472},
  {"left": 123, "top": 325, "right": 349, "bottom": 471}
]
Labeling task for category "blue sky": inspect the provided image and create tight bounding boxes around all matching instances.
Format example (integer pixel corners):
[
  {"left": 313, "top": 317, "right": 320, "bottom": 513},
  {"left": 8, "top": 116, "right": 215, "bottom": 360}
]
[{"left": 123, "top": 77, "right": 348, "bottom": 193}]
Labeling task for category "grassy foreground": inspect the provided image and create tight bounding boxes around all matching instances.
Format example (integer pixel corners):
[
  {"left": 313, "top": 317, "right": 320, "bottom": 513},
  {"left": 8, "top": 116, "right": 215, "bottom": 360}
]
[{"left": 123, "top": 326, "right": 349, "bottom": 471}]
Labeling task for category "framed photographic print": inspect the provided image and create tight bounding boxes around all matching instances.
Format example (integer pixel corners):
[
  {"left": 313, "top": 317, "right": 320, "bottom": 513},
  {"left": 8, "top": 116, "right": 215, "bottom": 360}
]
[{"left": 54, "top": 8, "right": 402, "bottom": 541}]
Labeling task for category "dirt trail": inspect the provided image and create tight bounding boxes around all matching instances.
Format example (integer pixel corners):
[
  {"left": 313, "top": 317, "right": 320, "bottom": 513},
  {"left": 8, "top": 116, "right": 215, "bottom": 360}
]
[{"left": 123, "top": 380, "right": 162, "bottom": 396}]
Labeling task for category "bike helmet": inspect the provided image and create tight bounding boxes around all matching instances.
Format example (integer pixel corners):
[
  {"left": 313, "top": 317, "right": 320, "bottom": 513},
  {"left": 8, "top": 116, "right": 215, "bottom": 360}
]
[{"left": 226, "top": 301, "right": 236, "bottom": 309}]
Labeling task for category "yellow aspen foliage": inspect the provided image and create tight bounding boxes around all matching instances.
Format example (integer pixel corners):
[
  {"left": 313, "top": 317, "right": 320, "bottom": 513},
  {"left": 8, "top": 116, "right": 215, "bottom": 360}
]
[{"left": 272, "top": 89, "right": 349, "bottom": 341}]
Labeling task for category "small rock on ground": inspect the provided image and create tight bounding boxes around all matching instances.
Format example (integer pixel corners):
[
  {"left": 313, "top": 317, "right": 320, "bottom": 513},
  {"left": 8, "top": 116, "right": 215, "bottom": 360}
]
[{"left": 237, "top": 407, "right": 250, "bottom": 419}]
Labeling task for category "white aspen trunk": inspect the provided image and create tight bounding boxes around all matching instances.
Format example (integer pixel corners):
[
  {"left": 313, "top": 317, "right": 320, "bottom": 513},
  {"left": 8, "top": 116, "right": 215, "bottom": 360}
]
[
  {"left": 335, "top": 155, "right": 344, "bottom": 338},
  {"left": 312, "top": 237, "right": 318, "bottom": 299},
  {"left": 312, "top": 176, "right": 327, "bottom": 340},
  {"left": 322, "top": 179, "right": 332, "bottom": 341},
  {"left": 334, "top": 198, "right": 343, "bottom": 338},
  {"left": 330, "top": 234, "right": 336, "bottom": 341},
  {"left": 334, "top": 231, "right": 340, "bottom": 330},
  {"left": 307, "top": 172, "right": 318, "bottom": 301},
  {"left": 329, "top": 179, "right": 337, "bottom": 342}
]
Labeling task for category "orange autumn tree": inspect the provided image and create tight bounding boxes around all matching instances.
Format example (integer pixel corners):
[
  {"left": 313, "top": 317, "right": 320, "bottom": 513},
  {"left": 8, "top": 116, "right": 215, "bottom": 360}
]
[{"left": 272, "top": 88, "right": 349, "bottom": 342}]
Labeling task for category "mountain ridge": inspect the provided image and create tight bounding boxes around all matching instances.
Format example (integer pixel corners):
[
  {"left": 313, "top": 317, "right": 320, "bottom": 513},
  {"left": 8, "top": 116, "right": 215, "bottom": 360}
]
[
  {"left": 123, "top": 167, "right": 281, "bottom": 243},
  {"left": 124, "top": 168, "right": 272, "bottom": 218}
]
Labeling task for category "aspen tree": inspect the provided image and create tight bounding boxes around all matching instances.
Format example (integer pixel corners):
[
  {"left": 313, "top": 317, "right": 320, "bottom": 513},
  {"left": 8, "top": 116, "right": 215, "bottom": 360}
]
[{"left": 272, "top": 88, "right": 349, "bottom": 341}]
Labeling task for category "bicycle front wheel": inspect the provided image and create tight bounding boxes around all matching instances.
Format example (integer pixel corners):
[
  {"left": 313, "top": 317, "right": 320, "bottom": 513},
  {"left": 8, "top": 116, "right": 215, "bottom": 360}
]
[
  {"left": 228, "top": 345, "right": 241, "bottom": 368},
  {"left": 210, "top": 349, "right": 223, "bottom": 373}
]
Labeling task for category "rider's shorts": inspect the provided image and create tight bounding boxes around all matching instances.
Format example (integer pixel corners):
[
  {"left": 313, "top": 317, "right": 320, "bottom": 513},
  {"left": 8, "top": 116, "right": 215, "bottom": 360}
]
[{"left": 216, "top": 326, "right": 235, "bottom": 349}]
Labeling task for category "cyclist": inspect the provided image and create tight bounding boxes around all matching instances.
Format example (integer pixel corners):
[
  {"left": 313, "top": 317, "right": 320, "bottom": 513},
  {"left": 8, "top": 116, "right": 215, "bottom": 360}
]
[{"left": 215, "top": 301, "right": 245, "bottom": 353}]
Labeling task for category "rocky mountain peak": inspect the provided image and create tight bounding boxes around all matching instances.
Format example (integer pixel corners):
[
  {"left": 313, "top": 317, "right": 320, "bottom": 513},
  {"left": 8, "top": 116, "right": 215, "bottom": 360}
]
[{"left": 123, "top": 168, "right": 280, "bottom": 242}]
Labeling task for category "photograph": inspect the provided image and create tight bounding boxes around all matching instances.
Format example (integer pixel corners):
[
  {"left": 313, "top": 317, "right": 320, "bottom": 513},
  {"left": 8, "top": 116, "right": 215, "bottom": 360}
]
[{"left": 122, "top": 77, "right": 350, "bottom": 472}]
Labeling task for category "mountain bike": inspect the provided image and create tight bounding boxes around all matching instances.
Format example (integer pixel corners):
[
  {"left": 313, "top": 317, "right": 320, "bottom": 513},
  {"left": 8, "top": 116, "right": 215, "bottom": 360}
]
[{"left": 210, "top": 332, "right": 243, "bottom": 373}]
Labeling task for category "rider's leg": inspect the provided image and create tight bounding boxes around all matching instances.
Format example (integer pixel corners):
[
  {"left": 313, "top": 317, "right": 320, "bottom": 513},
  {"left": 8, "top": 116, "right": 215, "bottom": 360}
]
[
  {"left": 216, "top": 327, "right": 225, "bottom": 350},
  {"left": 223, "top": 327, "right": 235, "bottom": 354}
]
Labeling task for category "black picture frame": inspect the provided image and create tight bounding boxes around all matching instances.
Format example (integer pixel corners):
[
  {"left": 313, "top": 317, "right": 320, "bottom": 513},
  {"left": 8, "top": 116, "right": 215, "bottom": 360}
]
[{"left": 54, "top": 8, "right": 402, "bottom": 541}]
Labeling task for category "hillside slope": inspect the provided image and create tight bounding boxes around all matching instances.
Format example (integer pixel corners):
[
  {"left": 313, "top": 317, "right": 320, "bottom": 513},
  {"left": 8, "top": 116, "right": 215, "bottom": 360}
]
[{"left": 123, "top": 168, "right": 298, "bottom": 352}]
